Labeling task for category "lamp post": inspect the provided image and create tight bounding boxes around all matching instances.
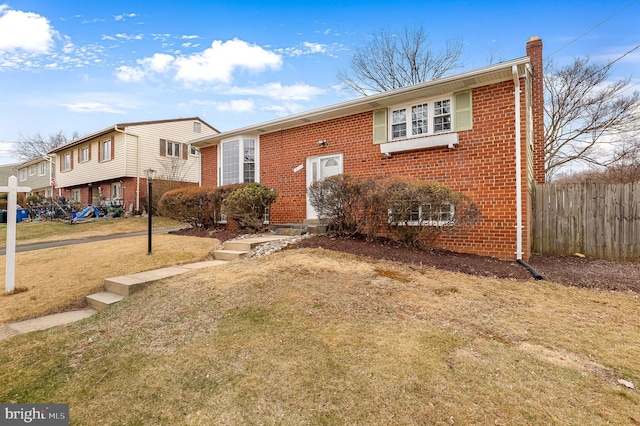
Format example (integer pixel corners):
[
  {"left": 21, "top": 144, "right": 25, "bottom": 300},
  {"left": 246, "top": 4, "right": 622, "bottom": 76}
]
[{"left": 144, "top": 169, "right": 156, "bottom": 255}]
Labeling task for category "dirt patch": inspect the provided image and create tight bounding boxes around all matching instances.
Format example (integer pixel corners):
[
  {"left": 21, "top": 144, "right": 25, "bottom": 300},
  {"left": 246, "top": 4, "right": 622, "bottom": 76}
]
[{"left": 171, "top": 228, "right": 640, "bottom": 293}]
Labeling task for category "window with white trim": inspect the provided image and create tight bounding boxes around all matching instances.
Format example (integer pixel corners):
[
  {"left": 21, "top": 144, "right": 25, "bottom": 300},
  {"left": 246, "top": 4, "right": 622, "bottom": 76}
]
[
  {"left": 390, "top": 97, "right": 452, "bottom": 141},
  {"left": 221, "top": 138, "right": 256, "bottom": 185},
  {"left": 167, "top": 141, "right": 181, "bottom": 158},
  {"left": 111, "top": 182, "right": 121, "bottom": 200},
  {"left": 80, "top": 146, "right": 90, "bottom": 163},
  {"left": 388, "top": 202, "right": 455, "bottom": 227},
  {"left": 19, "top": 169, "right": 27, "bottom": 181},
  {"left": 193, "top": 122, "right": 201, "bottom": 133},
  {"left": 39, "top": 161, "right": 46, "bottom": 176},
  {"left": 71, "top": 189, "right": 81, "bottom": 203},
  {"left": 45, "top": 188, "right": 53, "bottom": 198},
  {"left": 100, "top": 139, "right": 112, "bottom": 162},
  {"left": 29, "top": 165, "right": 36, "bottom": 176},
  {"left": 62, "top": 153, "right": 72, "bottom": 171}
]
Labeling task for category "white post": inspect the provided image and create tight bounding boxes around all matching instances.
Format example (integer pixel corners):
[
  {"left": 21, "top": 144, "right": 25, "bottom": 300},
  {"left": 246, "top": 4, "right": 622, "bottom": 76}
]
[{"left": 1, "top": 176, "right": 31, "bottom": 293}]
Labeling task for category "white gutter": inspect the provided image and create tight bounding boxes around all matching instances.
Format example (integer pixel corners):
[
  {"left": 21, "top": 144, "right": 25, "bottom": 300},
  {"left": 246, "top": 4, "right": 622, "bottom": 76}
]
[
  {"left": 114, "top": 126, "right": 141, "bottom": 212},
  {"left": 512, "top": 65, "right": 523, "bottom": 260}
]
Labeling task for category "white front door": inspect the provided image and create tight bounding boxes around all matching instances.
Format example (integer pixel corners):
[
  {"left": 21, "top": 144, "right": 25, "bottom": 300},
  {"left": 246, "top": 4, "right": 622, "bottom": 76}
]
[{"left": 306, "top": 153, "right": 343, "bottom": 219}]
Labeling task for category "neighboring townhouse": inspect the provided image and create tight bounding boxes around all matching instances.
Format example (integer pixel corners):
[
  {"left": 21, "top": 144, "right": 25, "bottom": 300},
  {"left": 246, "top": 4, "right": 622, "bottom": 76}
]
[
  {"left": 193, "top": 37, "right": 545, "bottom": 261},
  {"left": 0, "top": 163, "right": 19, "bottom": 188},
  {"left": 49, "top": 117, "right": 218, "bottom": 212},
  {"left": 14, "top": 156, "right": 55, "bottom": 198}
]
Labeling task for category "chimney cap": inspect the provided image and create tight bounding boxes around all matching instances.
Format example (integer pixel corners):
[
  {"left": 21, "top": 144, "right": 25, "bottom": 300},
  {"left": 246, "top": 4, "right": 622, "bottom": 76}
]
[{"left": 528, "top": 35, "right": 540, "bottom": 42}]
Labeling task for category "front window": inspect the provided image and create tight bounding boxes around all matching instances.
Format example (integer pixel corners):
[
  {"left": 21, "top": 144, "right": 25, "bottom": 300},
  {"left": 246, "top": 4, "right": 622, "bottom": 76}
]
[
  {"left": 71, "top": 189, "right": 81, "bottom": 203},
  {"left": 29, "top": 165, "right": 36, "bottom": 175},
  {"left": 101, "top": 139, "right": 112, "bottom": 162},
  {"left": 45, "top": 188, "right": 53, "bottom": 198},
  {"left": 390, "top": 97, "right": 452, "bottom": 140},
  {"left": 39, "top": 161, "right": 46, "bottom": 176},
  {"left": 434, "top": 100, "right": 451, "bottom": 133},
  {"left": 62, "top": 153, "right": 72, "bottom": 171},
  {"left": 111, "top": 182, "right": 121, "bottom": 200},
  {"left": 392, "top": 109, "right": 407, "bottom": 139},
  {"left": 80, "top": 146, "right": 90, "bottom": 163},
  {"left": 193, "top": 122, "right": 201, "bottom": 133},
  {"left": 19, "top": 169, "right": 27, "bottom": 181},
  {"left": 167, "top": 141, "right": 181, "bottom": 158},
  {"left": 221, "top": 138, "right": 257, "bottom": 185}
]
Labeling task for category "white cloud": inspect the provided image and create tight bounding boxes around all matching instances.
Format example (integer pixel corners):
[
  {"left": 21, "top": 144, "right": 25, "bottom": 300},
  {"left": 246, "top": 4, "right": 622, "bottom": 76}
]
[
  {"left": 174, "top": 38, "right": 282, "bottom": 83},
  {"left": 114, "top": 33, "right": 143, "bottom": 41},
  {"left": 0, "top": 6, "right": 57, "bottom": 52},
  {"left": 117, "top": 38, "right": 283, "bottom": 86},
  {"left": 209, "top": 99, "right": 255, "bottom": 113},
  {"left": 115, "top": 65, "right": 145, "bottom": 82},
  {"left": 262, "top": 102, "right": 305, "bottom": 116},
  {"left": 180, "top": 35, "right": 199, "bottom": 40},
  {"left": 276, "top": 42, "right": 327, "bottom": 57},
  {"left": 62, "top": 102, "right": 126, "bottom": 114},
  {"left": 224, "top": 82, "right": 325, "bottom": 100},
  {"left": 114, "top": 13, "right": 138, "bottom": 21},
  {"left": 140, "top": 53, "right": 174, "bottom": 73}
]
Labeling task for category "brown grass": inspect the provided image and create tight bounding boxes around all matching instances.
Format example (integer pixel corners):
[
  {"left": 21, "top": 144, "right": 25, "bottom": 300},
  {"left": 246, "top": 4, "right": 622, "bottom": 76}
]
[
  {"left": 0, "top": 217, "right": 186, "bottom": 245},
  {"left": 1, "top": 248, "right": 638, "bottom": 424},
  {"left": 0, "top": 234, "right": 217, "bottom": 322}
]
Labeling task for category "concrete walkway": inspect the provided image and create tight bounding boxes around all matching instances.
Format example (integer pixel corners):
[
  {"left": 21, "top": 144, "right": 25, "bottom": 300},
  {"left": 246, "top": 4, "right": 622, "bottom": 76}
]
[
  {"left": 0, "top": 235, "right": 289, "bottom": 341},
  {"left": 0, "top": 259, "right": 228, "bottom": 341}
]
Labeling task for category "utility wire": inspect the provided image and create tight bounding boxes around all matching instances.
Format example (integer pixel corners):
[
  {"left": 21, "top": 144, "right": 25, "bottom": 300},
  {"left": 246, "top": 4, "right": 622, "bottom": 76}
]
[{"left": 549, "top": 0, "right": 639, "bottom": 57}]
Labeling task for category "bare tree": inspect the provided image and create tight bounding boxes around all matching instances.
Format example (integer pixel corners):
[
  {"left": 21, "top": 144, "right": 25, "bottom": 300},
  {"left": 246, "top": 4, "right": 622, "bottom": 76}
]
[
  {"left": 337, "top": 26, "right": 463, "bottom": 95},
  {"left": 14, "top": 130, "right": 79, "bottom": 161},
  {"left": 544, "top": 57, "right": 640, "bottom": 179}
]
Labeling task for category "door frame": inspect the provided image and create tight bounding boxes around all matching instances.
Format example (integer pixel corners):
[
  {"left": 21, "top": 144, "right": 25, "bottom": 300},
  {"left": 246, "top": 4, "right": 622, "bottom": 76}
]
[{"left": 306, "top": 153, "right": 344, "bottom": 220}]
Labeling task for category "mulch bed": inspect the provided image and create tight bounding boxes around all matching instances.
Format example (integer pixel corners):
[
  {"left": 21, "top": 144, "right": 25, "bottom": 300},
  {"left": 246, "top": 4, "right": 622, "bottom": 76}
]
[{"left": 172, "top": 228, "right": 640, "bottom": 293}]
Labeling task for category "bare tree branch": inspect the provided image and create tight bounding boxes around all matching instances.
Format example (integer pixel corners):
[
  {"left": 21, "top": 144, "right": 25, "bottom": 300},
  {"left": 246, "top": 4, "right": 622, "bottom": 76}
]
[
  {"left": 337, "top": 26, "right": 463, "bottom": 95},
  {"left": 14, "top": 130, "right": 80, "bottom": 162},
  {"left": 544, "top": 57, "right": 640, "bottom": 179}
]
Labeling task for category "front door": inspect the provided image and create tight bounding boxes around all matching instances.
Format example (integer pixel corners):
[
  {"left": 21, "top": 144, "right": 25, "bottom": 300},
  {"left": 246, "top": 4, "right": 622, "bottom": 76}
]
[{"left": 306, "top": 153, "right": 343, "bottom": 219}]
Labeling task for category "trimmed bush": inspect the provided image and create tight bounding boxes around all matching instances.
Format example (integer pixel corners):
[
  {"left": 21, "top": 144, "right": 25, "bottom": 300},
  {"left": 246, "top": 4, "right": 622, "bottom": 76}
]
[
  {"left": 158, "top": 183, "right": 247, "bottom": 228},
  {"left": 308, "top": 174, "right": 480, "bottom": 249},
  {"left": 308, "top": 174, "right": 375, "bottom": 237},
  {"left": 383, "top": 177, "right": 480, "bottom": 248},
  {"left": 222, "top": 183, "right": 278, "bottom": 233}
]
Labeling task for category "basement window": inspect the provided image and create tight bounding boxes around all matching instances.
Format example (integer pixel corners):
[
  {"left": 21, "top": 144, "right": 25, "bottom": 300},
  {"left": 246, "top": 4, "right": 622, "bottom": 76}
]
[{"left": 388, "top": 202, "right": 455, "bottom": 227}]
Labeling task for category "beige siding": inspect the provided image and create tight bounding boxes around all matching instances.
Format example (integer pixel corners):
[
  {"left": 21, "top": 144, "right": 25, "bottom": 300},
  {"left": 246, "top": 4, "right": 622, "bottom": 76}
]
[
  {"left": 55, "top": 133, "right": 127, "bottom": 188},
  {"left": 125, "top": 119, "right": 217, "bottom": 183},
  {"left": 55, "top": 119, "right": 218, "bottom": 189}
]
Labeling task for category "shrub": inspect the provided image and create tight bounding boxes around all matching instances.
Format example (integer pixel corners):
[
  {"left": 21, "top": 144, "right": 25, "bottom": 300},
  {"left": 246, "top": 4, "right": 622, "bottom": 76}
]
[
  {"left": 308, "top": 174, "right": 375, "bottom": 237},
  {"left": 158, "top": 183, "right": 248, "bottom": 228},
  {"left": 309, "top": 174, "right": 480, "bottom": 249},
  {"left": 383, "top": 177, "right": 480, "bottom": 248},
  {"left": 158, "top": 186, "right": 217, "bottom": 228},
  {"left": 222, "top": 183, "right": 277, "bottom": 233}
]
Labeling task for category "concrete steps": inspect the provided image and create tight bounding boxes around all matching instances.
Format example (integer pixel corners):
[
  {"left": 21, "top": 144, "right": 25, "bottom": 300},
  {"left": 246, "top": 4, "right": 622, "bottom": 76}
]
[
  {"left": 85, "top": 262, "right": 229, "bottom": 311},
  {"left": 212, "top": 235, "right": 292, "bottom": 261}
]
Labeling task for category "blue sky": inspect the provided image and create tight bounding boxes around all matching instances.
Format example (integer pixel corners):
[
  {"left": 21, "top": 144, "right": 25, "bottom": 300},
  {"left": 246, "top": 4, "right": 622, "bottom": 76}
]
[{"left": 0, "top": 0, "right": 639, "bottom": 165}]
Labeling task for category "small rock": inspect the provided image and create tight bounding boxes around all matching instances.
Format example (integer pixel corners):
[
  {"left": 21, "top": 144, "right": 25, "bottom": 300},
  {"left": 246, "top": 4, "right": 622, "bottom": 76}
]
[{"left": 618, "top": 379, "right": 634, "bottom": 389}]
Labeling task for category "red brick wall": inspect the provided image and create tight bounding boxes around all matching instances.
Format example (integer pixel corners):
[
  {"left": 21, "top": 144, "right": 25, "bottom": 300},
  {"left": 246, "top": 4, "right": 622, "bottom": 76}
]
[
  {"left": 527, "top": 37, "right": 545, "bottom": 184},
  {"left": 201, "top": 79, "right": 532, "bottom": 261}
]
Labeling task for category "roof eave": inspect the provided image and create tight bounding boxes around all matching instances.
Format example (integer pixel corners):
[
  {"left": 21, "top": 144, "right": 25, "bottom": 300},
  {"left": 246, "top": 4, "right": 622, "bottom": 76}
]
[{"left": 191, "top": 56, "right": 530, "bottom": 148}]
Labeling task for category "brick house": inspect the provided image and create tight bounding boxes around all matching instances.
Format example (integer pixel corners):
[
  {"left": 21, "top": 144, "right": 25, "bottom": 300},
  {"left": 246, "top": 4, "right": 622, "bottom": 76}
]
[
  {"left": 193, "top": 37, "right": 545, "bottom": 261},
  {"left": 49, "top": 117, "right": 218, "bottom": 213}
]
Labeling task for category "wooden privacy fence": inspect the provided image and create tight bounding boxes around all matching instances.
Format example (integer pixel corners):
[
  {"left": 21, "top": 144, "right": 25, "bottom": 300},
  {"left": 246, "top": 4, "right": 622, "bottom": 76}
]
[{"left": 532, "top": 182, "right": 640, "bottom": 260}]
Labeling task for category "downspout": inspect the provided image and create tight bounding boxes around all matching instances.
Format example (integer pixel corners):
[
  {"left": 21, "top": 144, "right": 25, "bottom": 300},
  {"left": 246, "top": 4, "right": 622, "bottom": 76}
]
[
  {"left": 512, "top": 65, "right": 543, "bottom": 280},
  {"left": 114, "top": 126, "right": 140, "bottom": 212}
]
